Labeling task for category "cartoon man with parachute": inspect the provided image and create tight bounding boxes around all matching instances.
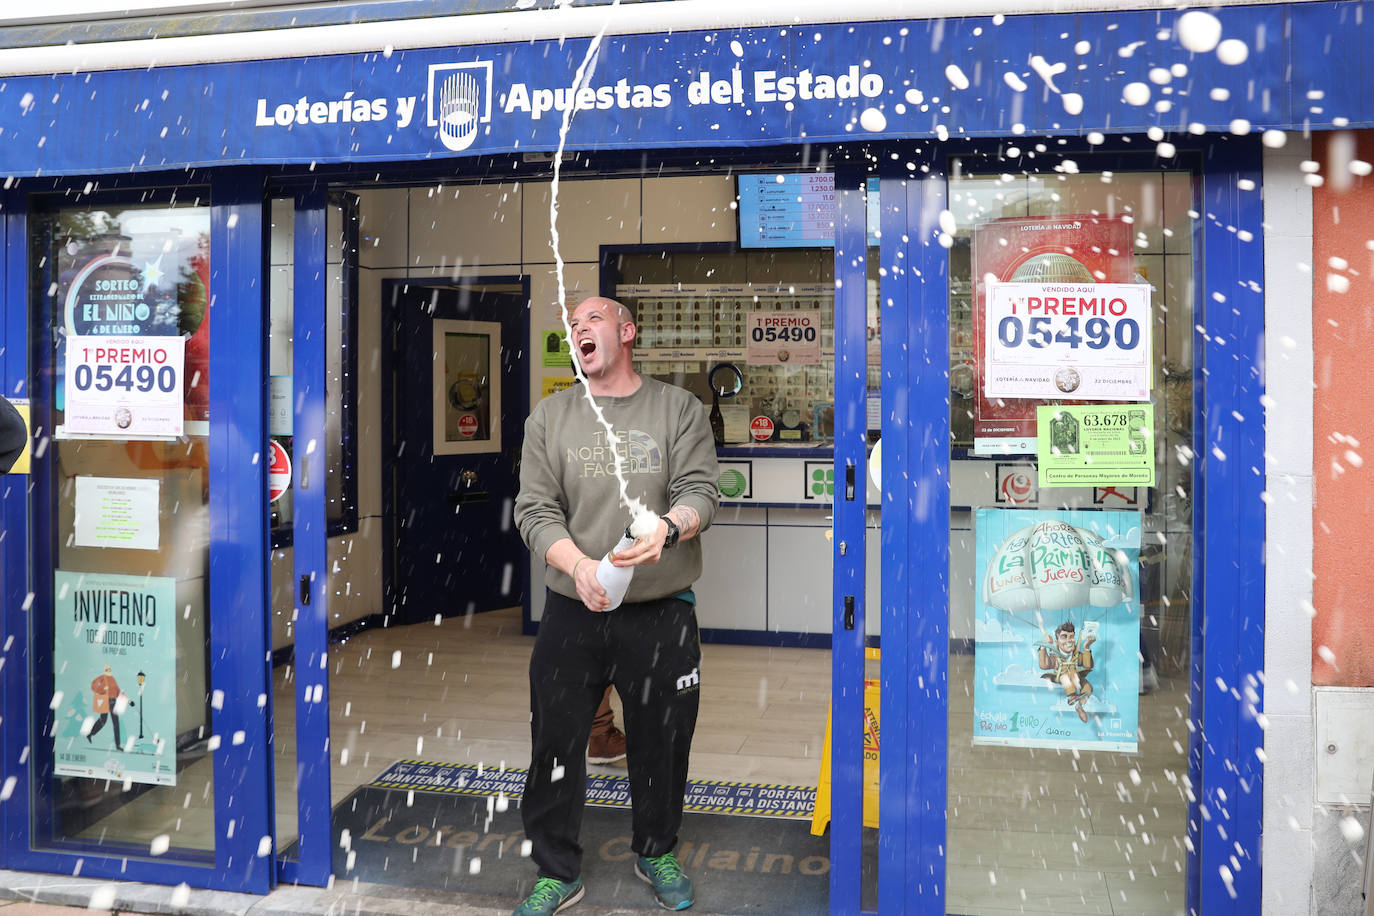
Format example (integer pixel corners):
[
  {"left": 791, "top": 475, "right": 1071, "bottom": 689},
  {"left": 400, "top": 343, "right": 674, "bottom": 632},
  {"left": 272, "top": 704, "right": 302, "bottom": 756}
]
[{"left": 981, "top": 516, "right": 1132, "bottom": 726}]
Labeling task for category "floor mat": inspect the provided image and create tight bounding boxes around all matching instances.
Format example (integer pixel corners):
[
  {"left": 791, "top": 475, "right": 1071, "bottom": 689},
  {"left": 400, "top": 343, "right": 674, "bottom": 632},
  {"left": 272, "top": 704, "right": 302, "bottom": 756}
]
[
  {"left": 313, "top": 785, "right": 876, "bottom": 914},
  {"left": 367, "top": 759, "right": 818, "bottom": 819}
]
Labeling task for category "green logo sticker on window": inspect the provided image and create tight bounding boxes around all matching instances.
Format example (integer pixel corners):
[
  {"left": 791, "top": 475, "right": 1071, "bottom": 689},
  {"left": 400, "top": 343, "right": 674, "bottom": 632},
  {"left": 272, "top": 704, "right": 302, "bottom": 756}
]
[
  {"left": 718, "top": 469, "right": 749, "bottom": 499},
  {"left": 804, "top": 462, "right": 835, "bottom": 500}
]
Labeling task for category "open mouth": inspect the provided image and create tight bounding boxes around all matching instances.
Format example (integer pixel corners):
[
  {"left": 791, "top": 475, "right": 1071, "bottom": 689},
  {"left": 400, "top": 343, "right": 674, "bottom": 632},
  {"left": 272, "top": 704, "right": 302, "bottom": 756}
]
[{"left": 579, "top": 339, "right": 597, "bottom": 357}]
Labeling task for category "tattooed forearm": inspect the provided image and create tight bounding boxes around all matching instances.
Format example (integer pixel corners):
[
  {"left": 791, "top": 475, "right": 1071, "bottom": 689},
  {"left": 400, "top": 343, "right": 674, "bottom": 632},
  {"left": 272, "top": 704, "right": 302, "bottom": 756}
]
[{"left": 668, "top": 505, "right": 702, "bottom": 541}]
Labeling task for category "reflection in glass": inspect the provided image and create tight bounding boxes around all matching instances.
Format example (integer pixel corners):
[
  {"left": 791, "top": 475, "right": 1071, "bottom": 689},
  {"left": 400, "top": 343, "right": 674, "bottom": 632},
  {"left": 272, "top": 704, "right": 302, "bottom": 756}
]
[
  {"left": 30, "top": 199, "right": 215, "bottom": 856},
  {"left": 945, "top": 164, "right": 1194, "bottom": 914}
]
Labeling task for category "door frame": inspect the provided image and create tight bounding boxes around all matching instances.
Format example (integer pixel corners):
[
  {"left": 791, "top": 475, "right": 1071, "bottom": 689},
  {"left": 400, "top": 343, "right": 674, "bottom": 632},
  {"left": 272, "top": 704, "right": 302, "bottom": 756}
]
[
  {"left": 863, "top": 140, "right": 1267, "bottom": 915},
  {"left": 0, "top": 170, "right": 276, "bottom": 894},
  {"left": 379, "top": 274, "right": 532, "bottom": 626}
]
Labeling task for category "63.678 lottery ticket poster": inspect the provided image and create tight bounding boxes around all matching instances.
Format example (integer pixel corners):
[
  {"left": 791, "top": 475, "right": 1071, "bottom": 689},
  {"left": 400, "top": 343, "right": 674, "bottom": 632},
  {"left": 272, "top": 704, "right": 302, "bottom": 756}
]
[{"left": 971, "top": 217, "right": 1141, "bottom": 454}]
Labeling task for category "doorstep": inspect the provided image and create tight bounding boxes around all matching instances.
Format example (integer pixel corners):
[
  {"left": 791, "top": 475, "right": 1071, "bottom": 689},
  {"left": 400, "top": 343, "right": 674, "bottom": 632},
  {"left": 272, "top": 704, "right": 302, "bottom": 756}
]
[{"left": 0, "top": 870, "right": 741, "bottom": 916}]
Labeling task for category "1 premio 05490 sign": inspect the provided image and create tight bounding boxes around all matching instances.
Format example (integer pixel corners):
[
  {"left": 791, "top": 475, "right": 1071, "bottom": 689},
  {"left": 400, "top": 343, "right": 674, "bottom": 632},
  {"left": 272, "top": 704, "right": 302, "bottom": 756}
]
[
  {"left": 63, "top": 335, "right": 185, "bottom": 438},
  {"left": 982, "top": 282, "right": 1151, "bottom": 402}
]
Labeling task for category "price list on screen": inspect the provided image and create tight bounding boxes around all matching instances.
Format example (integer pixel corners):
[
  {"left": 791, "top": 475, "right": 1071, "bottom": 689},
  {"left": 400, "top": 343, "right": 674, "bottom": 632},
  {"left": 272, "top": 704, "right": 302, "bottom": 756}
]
[
  {"left": 737, "top": 173, "right": 881, "bottom": 249},
  {"left": 737, "top": 173, "right": 836, "bottom": 248}
]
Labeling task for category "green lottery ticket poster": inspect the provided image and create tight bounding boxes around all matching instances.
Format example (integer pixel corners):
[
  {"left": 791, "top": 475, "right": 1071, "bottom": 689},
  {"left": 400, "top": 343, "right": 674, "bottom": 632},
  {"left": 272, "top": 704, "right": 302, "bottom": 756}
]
[
  {"left": 52, "top": 571, "right": 177, "bottom": 786},
  {"left": 1036, "top": 403, "right": 1155, "bottom": 488}
]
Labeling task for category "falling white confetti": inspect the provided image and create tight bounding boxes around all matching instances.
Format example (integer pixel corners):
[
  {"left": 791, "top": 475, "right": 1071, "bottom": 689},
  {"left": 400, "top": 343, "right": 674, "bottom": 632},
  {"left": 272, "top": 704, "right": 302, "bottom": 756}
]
[
  {"left": 730, "top": 40, "right": 744, "bottom": 57},
  {"left": 150, "top": 834, "right": 170, "bottom": 856},
  {"left": 945, "top": 65, "right": 970, "bottom": 90},
  {"left": 1003, "top": 72, "right": 1028, "bottom": 92},
  {"left": 89, "top": 886, "right": 117, "bottom": 910},
  {"left": 1062, "top": 93, "right": 1083, "bottom": 116}
]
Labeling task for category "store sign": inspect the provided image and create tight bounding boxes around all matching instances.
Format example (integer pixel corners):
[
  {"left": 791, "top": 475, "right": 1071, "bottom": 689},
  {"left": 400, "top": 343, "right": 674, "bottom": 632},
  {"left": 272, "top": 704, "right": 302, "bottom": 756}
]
[
  {"left": 0, "top": 5, "right": 1330, "bottom": 177},
  {"left": 52, "top": 570, "right": 178, "bottom": 787},
  {"left": 63, "top": 335, "right": 186, "bottom": 438},
  {"left": 984, "top": 282, "right": 1151, "bottom": 401},
  {"left": 973, "top": 509, "right": 1141, "bottom": 754},
  {"left": 746, "top": 310, "right": 821, "bottom": 365}
]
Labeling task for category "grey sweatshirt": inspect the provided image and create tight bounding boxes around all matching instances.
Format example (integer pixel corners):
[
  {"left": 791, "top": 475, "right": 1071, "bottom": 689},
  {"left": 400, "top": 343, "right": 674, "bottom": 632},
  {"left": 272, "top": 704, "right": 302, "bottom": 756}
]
[{"left": 514, "top": 378, "right": 720, "bottom": 604}]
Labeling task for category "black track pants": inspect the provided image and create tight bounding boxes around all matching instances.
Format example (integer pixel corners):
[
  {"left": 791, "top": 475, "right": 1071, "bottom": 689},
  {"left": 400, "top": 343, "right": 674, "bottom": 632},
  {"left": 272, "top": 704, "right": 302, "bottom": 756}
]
[{"left": 522, "top": 590, "right": 702, "bottom": 881}]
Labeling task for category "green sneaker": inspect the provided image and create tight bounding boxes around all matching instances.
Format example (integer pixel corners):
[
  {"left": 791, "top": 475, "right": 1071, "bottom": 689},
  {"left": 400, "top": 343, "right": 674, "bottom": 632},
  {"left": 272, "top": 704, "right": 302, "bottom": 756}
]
[
  {"left": 635, "top": 853, "right": 694, "bottom": 910},
  {"left": 513, "top": 875, "right": 584, "bottom": 915}
]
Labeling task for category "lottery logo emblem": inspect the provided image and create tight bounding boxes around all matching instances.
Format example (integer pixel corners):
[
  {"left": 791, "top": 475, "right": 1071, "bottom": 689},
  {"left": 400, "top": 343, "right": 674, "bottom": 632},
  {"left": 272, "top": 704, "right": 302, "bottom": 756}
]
[{"left": 427, "top": 62, "right": 493, "bottom": 152}]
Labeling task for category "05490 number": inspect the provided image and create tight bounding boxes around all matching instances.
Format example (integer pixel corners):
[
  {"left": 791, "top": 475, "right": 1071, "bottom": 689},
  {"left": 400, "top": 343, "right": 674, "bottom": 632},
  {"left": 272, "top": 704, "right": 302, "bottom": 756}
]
[
  {"left": 751, "top": 326, "right": 817, "bottom": 343},
  {"left": 73, "top": 363, "right": 177, "bottom": 393},
  {"left": 997, "top": 315, "right": 1140, "bottom": 350}
]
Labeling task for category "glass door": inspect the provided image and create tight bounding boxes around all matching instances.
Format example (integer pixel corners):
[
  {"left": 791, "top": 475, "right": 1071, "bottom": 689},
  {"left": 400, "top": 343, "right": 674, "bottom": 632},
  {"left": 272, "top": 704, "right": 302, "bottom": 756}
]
[
  {"left": 271, "top": 186, "right": 336, "bottom": 885},
  {"left": 1, "top": 174, "right": 275, "bottom": 893},
  {"left": 940, "top": 156, "right": 1196, "bottom": 915}
]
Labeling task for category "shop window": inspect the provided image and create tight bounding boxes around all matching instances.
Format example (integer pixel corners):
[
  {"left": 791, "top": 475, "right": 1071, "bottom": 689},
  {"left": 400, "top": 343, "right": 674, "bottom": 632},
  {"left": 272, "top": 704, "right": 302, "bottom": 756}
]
[
  {"left": 943, "top": 159, "right": 1196, "bottom": 913},
  {"left": 267, "top": 192, "right": 359, "bottom": 547},
  {"left": 27, "top": 195, "right": 216, "bottom": 856},
  {"left": 603, "top": 239, "right": 880, "bottom": 448}
]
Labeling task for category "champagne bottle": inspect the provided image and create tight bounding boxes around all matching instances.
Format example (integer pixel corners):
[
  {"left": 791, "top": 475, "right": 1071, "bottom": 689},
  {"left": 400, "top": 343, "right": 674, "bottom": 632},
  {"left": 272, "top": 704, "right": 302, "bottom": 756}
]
[
  {"left": 709, "top": 393, "right": 725, "bottom": 446},
  {"left": 595, "top": 528, "right": 637, "bottom": 610}
]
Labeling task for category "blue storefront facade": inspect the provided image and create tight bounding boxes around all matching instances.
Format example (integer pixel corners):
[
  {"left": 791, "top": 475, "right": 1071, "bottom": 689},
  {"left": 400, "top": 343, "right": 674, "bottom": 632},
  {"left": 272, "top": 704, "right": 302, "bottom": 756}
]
[{"left": 0, "top": 1, "right": 1357, "bottom": 912}]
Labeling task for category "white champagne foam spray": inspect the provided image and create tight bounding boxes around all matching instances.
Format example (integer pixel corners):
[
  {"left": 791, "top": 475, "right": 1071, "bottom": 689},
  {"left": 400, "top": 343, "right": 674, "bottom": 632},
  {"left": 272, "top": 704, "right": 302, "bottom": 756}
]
[{"left": 549, "top": 0, "right": 658, "bottom": 538}]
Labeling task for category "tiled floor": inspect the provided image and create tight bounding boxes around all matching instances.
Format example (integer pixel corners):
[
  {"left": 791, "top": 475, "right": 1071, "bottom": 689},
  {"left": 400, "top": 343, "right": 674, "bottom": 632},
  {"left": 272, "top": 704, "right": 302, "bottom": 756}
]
[{"left": 47, "top": 606, "right": 1190, "bottom": 915}]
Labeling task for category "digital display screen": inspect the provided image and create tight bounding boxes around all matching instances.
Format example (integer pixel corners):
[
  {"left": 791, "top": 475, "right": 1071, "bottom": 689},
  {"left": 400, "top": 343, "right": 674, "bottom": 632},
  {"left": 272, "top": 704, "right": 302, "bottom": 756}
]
[{"left": 736, "top": 173, "right": 880, "bottom": 248}]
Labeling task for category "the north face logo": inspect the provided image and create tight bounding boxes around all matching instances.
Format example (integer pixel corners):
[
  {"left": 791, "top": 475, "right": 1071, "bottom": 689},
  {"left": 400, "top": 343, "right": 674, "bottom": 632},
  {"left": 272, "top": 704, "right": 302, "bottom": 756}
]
[{"left": 676, "top": 667, "right": 700, "bottom": 693}]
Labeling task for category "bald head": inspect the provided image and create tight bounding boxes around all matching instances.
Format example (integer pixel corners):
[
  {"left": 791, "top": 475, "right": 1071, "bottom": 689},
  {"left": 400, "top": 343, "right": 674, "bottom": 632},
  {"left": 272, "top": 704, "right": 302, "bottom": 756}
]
[{"left": 571, "top": 296, "right": 634, "bottom": 324}]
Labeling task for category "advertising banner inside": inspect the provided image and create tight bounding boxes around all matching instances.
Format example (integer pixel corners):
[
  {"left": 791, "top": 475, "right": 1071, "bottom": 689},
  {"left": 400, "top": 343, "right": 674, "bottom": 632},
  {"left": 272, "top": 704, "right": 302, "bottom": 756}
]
[
  {"left": 52, "top": 571, "right": 178, "bottom": 787},
  {"left": 973, "top": 508, "right": 1141, "bottom": 753}
]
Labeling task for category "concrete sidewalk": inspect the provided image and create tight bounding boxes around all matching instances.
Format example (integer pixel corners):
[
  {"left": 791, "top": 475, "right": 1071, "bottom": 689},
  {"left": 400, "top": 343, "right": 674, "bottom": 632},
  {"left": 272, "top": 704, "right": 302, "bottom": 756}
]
[{"left": 0, "top": 870, "right": 733, "bottom": 915}]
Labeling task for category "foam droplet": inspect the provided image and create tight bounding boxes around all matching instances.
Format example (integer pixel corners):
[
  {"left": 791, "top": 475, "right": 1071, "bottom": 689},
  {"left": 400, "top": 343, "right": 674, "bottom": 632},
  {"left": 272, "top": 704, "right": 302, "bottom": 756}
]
[
  {"left": 1177, "top": 11, "right": 1223, "bottom": 53},
  {"left": 1217, "top": 39, "right": 1249, "bottom": 65},
  {"left": 860, "top": 108, "right": 887, "bottom": 132},
  {"left": 1122, "top": 83, "right": 1151, "bottom": 106}
]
